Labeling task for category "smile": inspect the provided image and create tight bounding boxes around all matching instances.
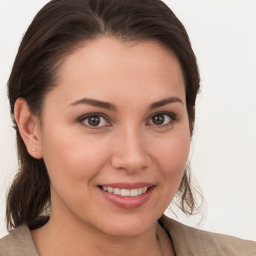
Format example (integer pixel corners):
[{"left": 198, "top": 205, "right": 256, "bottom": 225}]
[
  {"left": 98, "top": 183, "right": 155, "bottom": 209},
  {"left": 102, "top": 186, "right": 148, "bottom": 197}
]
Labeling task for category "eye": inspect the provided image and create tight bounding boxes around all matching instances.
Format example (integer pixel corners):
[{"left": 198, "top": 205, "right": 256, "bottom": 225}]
[
  {"left": 148, "top": 113, "right": 175, "bottom": 126},
  {"left": 79, "top": 114, "right": 110, "bottom": 128}
]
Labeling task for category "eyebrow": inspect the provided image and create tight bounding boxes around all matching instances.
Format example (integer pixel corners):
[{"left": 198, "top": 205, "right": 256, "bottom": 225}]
[
  {"left": 150, "top": 97, "right": 183, "bottom": 109},
  {"left": 70, "top": 98, "right": 117, "bottom": 111},
  {"left": 70, "top": 97, "right": 183, "bottom": 111}
]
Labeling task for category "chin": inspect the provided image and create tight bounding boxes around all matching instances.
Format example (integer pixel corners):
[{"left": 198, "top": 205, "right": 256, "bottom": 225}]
[{"left": 90, "top": 213, "right": 160, "bottom": 237}]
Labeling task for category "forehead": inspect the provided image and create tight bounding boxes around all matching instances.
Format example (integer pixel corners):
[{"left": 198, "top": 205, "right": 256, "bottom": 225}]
[{"left": 47, "top": 36, "right": 186, "bottom": 106}]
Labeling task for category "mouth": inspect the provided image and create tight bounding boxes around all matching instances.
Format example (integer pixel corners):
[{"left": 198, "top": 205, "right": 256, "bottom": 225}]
[
  {"left": 98, "top": 183, "right": 154, "bottom": 209},
  {"left": 99, "top": 185, "right": 150, "bottom": 197}
]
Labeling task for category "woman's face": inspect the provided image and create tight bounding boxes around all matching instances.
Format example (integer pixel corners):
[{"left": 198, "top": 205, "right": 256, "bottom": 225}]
[{"left": 37, "top": 37, "right": 190, "bottom": 236}]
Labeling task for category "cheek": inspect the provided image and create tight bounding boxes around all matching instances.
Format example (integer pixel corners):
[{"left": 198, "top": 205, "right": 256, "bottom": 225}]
[
  {"left": 40, "top": 126, "right": 110, "bottom": 185},
  {"left": 167, "top": 139, "right": 189, "bottom": 171},
  {"left": 156, "top": 132, "right": 190, "bottom": 174},
  {"left": 153, "top": 128, "right": 191, "bottom": 204},
  {"left": 40, "top": 129, "right": 112, "bottom": 214},
  {"left": 147, "top": 129, "right": 190, "bottom": 215}
]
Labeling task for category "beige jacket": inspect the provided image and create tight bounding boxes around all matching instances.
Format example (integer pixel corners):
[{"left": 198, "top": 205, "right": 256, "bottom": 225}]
[{"left": 0, "top": 215, "right": 255, "bottom": 255}]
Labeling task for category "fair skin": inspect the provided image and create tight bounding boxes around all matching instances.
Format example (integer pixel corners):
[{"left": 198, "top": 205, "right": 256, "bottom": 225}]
[{"left": 15, "top": 37, "right": 190, "bottom": 256}]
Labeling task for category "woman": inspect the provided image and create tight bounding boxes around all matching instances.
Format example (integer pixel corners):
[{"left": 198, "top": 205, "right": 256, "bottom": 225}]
[{"left": 0, "top": 0, "right": 255, "bottom": 255}]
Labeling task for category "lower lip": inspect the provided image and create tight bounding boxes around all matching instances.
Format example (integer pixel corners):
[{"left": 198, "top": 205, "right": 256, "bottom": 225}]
[{"left": 99, "top": 186, "right": 155, "bottom": 209}]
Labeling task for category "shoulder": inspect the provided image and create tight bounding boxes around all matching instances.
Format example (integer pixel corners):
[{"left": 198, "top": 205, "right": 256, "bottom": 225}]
[
  {"left": 159, "top": 214, "right": 256, "bottom": 256},
  {"left": 0, "top": 225, "right": 38, "bottom": 256}
]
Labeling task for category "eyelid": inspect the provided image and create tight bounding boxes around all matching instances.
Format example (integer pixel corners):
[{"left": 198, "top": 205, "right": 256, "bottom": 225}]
[
  {"left": 146, "top": 111, "right": 177, "bottom": 126},
  {"left": 78, "top": 112, "right": 111, "bottom": 128},
  {"left": 77, "top": 111, "right": 176, "bottom": 129}
]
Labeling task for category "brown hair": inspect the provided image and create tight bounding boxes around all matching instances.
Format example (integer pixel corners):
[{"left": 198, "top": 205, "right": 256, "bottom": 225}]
[{"left": 6, "top": 0, "right": 200, "bottom": 229}]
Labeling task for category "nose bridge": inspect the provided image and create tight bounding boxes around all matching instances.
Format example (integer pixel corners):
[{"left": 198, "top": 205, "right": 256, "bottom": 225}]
[{"left": 111, "top": 125, "right": 150, "bottom": 171}]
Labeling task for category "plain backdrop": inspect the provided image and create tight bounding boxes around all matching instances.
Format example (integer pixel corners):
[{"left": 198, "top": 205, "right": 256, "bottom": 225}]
[{"left": 0, "top": 0, "right": 255, "bottom": 240}]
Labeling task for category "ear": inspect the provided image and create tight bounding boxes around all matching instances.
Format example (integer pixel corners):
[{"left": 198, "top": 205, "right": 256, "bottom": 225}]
[{"left": 14, "top": 98, "right": 43, "bottom": 159}]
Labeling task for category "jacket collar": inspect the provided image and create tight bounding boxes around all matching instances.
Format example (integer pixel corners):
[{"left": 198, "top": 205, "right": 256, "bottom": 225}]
[{"left": 159, "top": 214, "right": 218, "bottom": 256}]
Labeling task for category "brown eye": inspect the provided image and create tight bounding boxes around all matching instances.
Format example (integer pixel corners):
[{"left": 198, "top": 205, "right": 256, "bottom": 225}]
[
  {"left": 149, "top": 113, "right": 174, "bottom": 126},
  {"left": 80, "top": 114, "right": 109, "bottom": 128},
  {"left": 152, "top": 115, "right": 165, "bottom": 125},
  {"left": 87, "top": 116, "right": 101, "bottom": 126}
]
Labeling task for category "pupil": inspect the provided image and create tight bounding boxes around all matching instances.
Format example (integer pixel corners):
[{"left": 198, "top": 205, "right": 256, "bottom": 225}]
[
  {"left": 153, "top": 115, "right": 164, "bottom": 125},
  {"left": 88, "top": 116, "right": 100, "bottom": 126}
]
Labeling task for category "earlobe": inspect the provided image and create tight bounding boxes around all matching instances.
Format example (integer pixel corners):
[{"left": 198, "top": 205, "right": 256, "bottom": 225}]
[{"left": 14, "top": 98, "right": 43, "bottom": 159}]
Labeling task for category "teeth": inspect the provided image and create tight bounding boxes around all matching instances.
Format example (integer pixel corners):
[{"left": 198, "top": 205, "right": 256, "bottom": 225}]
[
  {"left": 102, "top": 186, "right": 149, "bottom": 197},
  {"left": 121, "top": 189, "right": 130, "bottom": 196},
  {"left": 108, "top": 187, "right": 114, "bottom": 193},
  {"left": 142, "top": 187, "right": 147, "bottom": 193},
  {"left": 113, "top": 188, "right": 120, "bottom": 195}
]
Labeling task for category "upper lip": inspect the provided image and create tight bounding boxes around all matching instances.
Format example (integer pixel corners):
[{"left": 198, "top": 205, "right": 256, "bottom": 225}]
[{"left": 99, "top": 182, "right": 154, "bottom": 189}]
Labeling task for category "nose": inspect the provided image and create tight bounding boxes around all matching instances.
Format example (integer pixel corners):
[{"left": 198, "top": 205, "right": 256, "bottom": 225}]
[{"left": 110, "top": 128, "right": 151, "bottom": 172}]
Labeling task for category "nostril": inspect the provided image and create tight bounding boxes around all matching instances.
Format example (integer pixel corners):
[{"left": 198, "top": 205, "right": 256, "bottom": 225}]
[
  {"left": 110, "top": 152, "right": 151, "bottom": 172},
  {"left": 111, "top": 160, "right": 149, "bottom": 172}
]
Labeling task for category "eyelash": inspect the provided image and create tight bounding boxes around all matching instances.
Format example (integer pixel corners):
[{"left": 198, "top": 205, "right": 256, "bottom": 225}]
[
  {"left": 147, "top": 112, "right": 176, "bottom": 128},
  {"left": 78, "top": 112, "right": 176, "bottom": 129},
  {"left": 78, "top": 113, "right": 111, "bottom": 129}
]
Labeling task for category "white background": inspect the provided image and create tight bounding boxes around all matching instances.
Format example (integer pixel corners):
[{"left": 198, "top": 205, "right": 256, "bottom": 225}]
[{"left": 0, "top": 0, "right": 255, "bottom": 240}]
